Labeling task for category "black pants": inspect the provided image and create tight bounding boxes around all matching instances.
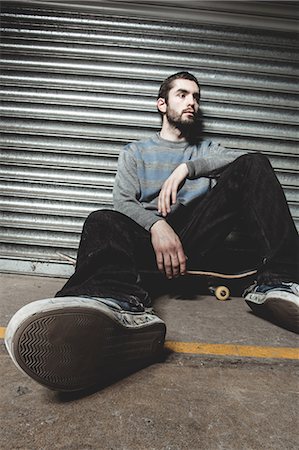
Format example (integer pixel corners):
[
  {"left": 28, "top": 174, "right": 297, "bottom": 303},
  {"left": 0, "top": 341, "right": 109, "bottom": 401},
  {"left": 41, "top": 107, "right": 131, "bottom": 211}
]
[{"left": 56, "top": 154, "right": 298, "bottom": 306}]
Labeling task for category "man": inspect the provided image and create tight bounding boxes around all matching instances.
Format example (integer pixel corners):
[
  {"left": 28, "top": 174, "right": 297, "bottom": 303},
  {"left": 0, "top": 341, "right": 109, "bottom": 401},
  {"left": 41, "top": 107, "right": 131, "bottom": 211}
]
[{"left": 5, "top": 72, "right": 299, "bottom": 392}]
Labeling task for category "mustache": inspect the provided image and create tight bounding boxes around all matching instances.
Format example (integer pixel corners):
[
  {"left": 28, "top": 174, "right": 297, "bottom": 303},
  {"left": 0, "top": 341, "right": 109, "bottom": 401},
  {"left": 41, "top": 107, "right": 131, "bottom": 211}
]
[{"left": 182, "top": 108, "right": 195, "bottom": 113}]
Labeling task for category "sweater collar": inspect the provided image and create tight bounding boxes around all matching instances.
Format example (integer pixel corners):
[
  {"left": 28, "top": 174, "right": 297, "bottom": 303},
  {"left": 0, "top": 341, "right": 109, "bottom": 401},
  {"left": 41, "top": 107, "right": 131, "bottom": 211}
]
[{"left": 155, "top": 132, "right": 190, "bottom": 149}]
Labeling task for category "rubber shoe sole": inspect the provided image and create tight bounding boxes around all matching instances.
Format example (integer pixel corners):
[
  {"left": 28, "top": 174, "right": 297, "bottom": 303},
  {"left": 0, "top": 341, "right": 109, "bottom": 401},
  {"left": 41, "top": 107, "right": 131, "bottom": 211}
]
[
  {"left": 5, "top": 297, "right": 166, "bottom": 391},
  {"left": 246, "top": 291, "right": 299, "bottom": 333}
]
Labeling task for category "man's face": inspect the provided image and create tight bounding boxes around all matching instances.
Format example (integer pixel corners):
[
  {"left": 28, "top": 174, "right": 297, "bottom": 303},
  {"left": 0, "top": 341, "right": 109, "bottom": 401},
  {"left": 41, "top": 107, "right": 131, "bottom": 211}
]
[{"left": 164, "top": 79, "right": 200, "bottom": 130}]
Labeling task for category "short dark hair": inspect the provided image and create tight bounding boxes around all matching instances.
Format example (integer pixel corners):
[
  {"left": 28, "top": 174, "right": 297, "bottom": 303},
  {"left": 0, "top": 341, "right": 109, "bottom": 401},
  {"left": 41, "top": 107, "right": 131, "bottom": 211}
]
[{"left": 157, "top": 71, "right": 200, "bottom": 101}]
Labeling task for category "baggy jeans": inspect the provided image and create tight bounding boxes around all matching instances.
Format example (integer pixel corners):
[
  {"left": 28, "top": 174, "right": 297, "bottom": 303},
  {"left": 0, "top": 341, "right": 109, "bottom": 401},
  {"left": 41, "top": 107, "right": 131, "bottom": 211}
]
[{"left": 56, "top": 154, "right": 299, "bottom": 306}]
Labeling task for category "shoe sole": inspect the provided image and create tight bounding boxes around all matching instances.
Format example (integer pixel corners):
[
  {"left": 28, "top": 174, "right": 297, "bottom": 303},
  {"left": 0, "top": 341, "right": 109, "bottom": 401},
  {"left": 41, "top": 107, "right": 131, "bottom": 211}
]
[
  {"left": 5, "top": 297, "right": 166, "bottom": 391},
  {"left": 246, "top": 292, "right": 299, "bottom": 333},
  {"left": 264, "top": 293, "right": 299, "bottom": 333}
]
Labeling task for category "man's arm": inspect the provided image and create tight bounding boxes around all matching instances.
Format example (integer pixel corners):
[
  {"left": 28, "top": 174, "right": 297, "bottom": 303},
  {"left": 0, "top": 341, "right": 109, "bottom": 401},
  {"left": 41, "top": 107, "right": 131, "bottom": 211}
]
[
  {"left": 113, "top": 145, "right": 187, "bottom": 278},
  {"left": 158, "top": 163, "right": 189, "bottom": 217},
  {"left": 158, "top": 142, "right": 244, "bottom": 215},
  {"left": 113, "top": 146, "right": 161, "bottom": 231},
  {"left": 186, "top": 141, "right": 243, "bottom": 179}
]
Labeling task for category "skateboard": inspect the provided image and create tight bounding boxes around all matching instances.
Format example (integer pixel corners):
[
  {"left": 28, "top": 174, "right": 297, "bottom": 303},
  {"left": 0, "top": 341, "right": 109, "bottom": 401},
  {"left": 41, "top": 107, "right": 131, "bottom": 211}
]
[
  {"left": 185, "top": 269, "right": 257, "bottom": 300},
  {"left": 56, "top": 252, "right": 257, "bottom": 301}
]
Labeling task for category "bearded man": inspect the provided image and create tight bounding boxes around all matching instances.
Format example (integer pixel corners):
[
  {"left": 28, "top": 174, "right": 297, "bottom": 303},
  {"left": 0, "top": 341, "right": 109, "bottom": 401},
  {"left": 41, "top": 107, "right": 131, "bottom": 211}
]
[{"left": 5, "top": 72, "right": 299, "bottom": 392}]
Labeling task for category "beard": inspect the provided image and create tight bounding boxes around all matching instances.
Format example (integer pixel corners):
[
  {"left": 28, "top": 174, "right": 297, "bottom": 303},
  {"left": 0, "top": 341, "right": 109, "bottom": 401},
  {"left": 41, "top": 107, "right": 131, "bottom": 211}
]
[{"left": 165, "top": 107, "right": 199, "bottom": 137}]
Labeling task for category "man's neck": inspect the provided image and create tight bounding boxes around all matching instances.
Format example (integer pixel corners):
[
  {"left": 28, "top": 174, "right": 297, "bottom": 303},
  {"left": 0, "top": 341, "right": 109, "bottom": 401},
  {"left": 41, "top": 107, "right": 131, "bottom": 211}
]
[{"left": 159, "top": 123, "right": 186, "bottom": 142}]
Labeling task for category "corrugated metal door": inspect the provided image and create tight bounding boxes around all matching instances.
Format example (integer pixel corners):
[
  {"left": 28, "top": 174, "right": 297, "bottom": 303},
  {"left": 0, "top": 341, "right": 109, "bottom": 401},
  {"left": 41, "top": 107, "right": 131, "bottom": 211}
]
[{"left": 0, "top": 0, "right": 298, "bottom": 277}]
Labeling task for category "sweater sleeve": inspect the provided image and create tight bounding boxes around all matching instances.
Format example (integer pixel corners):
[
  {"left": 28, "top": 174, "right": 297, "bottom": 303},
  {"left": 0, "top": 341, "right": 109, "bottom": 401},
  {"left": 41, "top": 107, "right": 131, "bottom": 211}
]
[
  {"left": 113, "top": 146, "right": 162, "bottom": 231},
  {"left": 186, "top": 141, "right": 245, "bottom": 179}
]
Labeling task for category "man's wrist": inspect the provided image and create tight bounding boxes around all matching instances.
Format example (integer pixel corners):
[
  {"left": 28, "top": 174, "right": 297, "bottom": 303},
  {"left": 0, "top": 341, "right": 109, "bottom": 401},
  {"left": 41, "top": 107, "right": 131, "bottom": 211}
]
[{"left": 150, "top": 219, "right": 165, "bottom": 234}]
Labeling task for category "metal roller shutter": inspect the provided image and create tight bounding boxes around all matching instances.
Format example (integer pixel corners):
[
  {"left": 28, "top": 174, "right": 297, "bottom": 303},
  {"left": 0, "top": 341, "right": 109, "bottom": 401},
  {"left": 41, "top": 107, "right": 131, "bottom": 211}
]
[{"left": 0, "top": 0, "right": 298, "bottom": 277}]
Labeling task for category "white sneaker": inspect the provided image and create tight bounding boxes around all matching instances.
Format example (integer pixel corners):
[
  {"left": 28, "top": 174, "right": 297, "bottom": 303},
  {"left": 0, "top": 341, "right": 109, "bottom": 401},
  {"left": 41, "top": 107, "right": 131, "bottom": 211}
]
[
  {"left": 244, "top": 282, "right": 299, "bottom": 333},
  {"left": 5, "top": 296, "right": 166, "bottom": 391}
]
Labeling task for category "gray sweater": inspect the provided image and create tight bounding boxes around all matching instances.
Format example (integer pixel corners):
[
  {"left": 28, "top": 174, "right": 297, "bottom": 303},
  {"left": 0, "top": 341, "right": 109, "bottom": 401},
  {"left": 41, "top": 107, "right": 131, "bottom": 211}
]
[{"left": 113, "top": 133, "right": 242, "bottom": 230}]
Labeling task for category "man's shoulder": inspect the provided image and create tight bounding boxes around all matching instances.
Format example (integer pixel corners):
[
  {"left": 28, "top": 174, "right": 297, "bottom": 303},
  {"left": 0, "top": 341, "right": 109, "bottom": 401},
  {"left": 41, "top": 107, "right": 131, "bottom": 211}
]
[
  {"left": 124, "top": 134, "right": 159, "bottom": 153},
  {"left": 195, "top": 138, "right": 227, "bottom": 153},
  {"left": 196, "top": 138, "right": 219, "bottom": 148}
]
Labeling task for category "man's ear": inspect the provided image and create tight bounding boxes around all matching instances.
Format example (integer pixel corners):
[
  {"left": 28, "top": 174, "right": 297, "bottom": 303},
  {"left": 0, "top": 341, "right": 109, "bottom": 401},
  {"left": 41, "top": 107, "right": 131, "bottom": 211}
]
[{"left": 157, "top": 97, "right": 167, "bottom": 114}]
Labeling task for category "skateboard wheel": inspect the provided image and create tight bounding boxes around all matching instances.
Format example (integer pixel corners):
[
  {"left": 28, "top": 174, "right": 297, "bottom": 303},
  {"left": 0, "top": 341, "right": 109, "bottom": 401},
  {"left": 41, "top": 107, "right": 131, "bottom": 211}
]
[{"left": 215, "top": 286, "right": 230, "bottom": 301}]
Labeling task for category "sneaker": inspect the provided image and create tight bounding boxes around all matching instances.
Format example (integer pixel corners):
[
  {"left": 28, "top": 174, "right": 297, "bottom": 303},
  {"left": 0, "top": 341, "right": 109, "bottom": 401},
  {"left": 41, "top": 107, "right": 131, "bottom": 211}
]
[
  {"left": 244, "top": 282, "right": 299, "bottom": 333},
  {"left": 5, "top": 296, "right": 166, "bottom": 391}
]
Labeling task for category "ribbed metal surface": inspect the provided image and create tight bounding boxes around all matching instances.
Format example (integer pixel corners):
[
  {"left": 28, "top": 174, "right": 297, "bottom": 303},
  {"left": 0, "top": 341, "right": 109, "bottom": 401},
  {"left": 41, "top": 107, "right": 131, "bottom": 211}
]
[{"left": 0, "top": 0, "right": 298, "bottom": 276}]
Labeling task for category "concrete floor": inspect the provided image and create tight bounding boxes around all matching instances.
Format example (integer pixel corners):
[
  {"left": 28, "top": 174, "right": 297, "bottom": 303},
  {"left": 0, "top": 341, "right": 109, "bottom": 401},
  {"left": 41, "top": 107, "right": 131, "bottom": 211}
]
[{"left": 1, "top": 273, "right": 298, "bottom": 450}]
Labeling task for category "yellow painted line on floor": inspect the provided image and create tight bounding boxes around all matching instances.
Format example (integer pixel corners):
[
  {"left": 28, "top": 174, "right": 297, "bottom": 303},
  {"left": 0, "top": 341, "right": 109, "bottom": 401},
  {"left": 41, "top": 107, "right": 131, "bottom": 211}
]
[
  {"left": 0, "top": 327, "right": 6, "bottom": 339},
  {"left": 0, "top": 326, "right": 297, "bottom": 360},
  {"left": 165, "top": 341, "right": 299, "bottom": 360}
]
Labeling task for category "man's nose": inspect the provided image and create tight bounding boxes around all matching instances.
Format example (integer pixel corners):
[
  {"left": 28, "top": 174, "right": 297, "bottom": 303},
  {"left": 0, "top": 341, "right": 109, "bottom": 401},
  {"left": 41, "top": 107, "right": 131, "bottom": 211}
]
[{"left": 187, "top": 94, "right": 195, "bottom": 106}]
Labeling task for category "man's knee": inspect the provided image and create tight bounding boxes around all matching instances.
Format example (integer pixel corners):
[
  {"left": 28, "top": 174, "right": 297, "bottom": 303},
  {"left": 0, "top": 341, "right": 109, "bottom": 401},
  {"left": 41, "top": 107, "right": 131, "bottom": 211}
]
[
  {"left": 84, "top": 209, "right": 124, "bottom": 229},
  {"left": 84, "top": 209, "right": 137, "bottom": 233},
  {"left": 229, "top": 153, "right": 274, "bottom": 178},
  {"left": 86, "top": 209, "right": 116, "bottom": 222},
  {"left": 236, "top": 152, "right": 272, "bottom": 168}
]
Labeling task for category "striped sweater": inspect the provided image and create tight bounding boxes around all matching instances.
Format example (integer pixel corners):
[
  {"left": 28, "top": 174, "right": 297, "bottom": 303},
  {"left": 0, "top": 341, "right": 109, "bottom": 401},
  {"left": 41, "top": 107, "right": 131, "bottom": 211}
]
[{"left": 113, "top": 132, "right": 242, "bottom": 231}]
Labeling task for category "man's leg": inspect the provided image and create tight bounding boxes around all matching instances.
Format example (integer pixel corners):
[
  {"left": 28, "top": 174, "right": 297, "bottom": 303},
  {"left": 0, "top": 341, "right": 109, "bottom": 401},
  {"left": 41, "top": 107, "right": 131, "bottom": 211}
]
[
  {"left": 5, "top": 210, "right": 166, "bottom": 391},
  {"left": 56, "top": 209, "right": 153, "bottom": 306},
  {"left": 172, "top": 153, "right": 298, "bottom": 331}
]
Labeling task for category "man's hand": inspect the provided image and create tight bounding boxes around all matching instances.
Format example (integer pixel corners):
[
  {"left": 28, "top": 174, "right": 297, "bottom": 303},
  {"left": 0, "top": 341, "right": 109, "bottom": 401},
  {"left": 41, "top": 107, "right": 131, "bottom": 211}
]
[
  {"left": 158, "top": 163, "right": 189, "bottom": 217},
  {"left": 150, "top": 220, "right": 186, "bottom": 279}
]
